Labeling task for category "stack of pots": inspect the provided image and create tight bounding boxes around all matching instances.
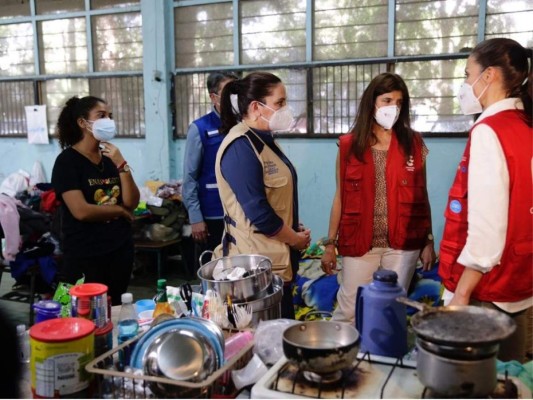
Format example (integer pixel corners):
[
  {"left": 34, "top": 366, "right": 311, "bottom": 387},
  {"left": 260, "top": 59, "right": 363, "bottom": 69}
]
[{"left": 197, "top": 251, "right": 282, "bottom": 327}]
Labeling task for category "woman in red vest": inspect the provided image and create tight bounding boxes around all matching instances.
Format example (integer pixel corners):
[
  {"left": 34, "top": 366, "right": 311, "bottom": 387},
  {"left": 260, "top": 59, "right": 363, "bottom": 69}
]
[
  {"left": 320, "top": 73, "right": 436, "bottom": 324},
  {"left": 439, "top": 38, "right": 532, "bottom": 361}
]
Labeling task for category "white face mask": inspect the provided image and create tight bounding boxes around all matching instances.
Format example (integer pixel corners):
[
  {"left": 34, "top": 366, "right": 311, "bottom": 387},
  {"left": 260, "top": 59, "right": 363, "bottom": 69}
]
[
  {"left": 87, "top": 118, "right": 117, "bottom": 141},
  {"left": 457, "top": 71, "right": 489, "bottom": 115},
  {"left": 375, "top": 105, "right": 400, "bottom": 130},
  {"left": 259, "top": 103, "right": 294, "bottom": 132}
]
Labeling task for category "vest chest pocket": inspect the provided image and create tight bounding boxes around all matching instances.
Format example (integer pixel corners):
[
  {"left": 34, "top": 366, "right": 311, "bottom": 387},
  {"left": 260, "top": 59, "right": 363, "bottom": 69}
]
[
  {"left": 264, "top": 175, "right": 289, "bottom": 211},
  {"left": 342, "top": 179, "right": 363, "bottom": 214}
]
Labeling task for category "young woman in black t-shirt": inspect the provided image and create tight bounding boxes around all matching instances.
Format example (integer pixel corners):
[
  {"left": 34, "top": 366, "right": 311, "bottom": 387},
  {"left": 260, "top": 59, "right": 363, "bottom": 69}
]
[{"left": 51, "top": 96, "right": 140, "bottom": 305}]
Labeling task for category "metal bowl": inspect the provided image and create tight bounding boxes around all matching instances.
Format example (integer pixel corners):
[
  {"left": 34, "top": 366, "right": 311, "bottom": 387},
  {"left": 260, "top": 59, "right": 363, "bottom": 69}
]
[
  {"left": 187, "top": 316, "right": 225, "bottom": 352},
  {"left": 283, "top": 321, "right": 360, "bottom": 374},
  {"left": 143, "top": 327, "right": 218, "bottom": 397}
]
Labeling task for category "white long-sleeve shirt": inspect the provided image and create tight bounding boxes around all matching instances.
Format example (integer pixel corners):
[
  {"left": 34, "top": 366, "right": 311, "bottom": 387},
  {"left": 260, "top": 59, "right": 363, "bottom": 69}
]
[{"left": 442, "top": 98, "right": 532, "bottom": 313}]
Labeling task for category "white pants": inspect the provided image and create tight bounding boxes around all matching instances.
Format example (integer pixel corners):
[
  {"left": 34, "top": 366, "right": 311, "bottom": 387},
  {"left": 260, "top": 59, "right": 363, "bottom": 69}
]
[{"left": 331, "top": 247, "right": 420, "bottom": 324}]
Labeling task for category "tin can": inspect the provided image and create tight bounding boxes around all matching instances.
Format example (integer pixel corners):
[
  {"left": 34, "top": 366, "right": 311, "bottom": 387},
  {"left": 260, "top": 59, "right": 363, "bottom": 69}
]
[
  {"left": 29, "top": 317, "right": 95, "bottom": 398},
  {"left": 94, "top": 321, "right": 113, "bottom": 367},
  {"left": 70, "top": 283, "right": 108, "bottom": 329}
]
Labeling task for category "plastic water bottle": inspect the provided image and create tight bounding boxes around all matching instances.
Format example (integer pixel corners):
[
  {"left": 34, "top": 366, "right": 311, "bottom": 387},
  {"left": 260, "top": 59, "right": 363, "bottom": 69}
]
[
  {"left": 117, "top": 293, "right": 139, "bottom": 369},
  {"left": 17, "top": 324, "right": 30, "bottom": 364}
]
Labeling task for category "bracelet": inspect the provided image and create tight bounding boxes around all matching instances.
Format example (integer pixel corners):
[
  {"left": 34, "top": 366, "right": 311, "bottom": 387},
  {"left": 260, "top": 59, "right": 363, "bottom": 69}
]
[
  {"left": 322, "top": 238, "right": 337, "bottom": 247},
  {"left": 116, "top": 160, "right": 127, "bottom": 170}
]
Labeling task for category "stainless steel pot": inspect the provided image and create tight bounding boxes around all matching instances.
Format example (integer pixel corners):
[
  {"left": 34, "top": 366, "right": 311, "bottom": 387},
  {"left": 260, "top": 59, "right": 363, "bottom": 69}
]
[
  {"left": 233, "top": 274, "right": 283, "bottom": 327},
  {"left": 417, "top": 341, "right": 497, "bottom": 398},
  {"left": 197, "top": 251, "right": 273, "bottom": 302},
  {"left": 282, "top": 321, "right": 360, "bottom": 374}
]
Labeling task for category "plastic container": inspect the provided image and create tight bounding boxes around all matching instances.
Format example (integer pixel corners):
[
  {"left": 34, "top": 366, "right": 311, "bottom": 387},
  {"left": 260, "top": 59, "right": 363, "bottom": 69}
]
[
  {"left": 356, "top": 269, "right": 408, "bottom": 358},
  {"left": 135, "top": 298, "right": 155, "bottom": 316},
  {"left": 29, "top": 317, "right": 95, "bottom": 398},
  {"left": 33, "top": 300, "right": 61, "bottom": 323}
]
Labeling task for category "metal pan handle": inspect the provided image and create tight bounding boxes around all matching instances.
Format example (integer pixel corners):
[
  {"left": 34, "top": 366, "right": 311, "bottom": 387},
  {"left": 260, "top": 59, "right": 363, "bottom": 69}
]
[
  {"left": 396, "top": 296, "right": 432, "bottom": 312},
  {"left": 254, "top": 258, "right": 272, "bottom": 275},
  {"left": 198, "top": 250, "right": 215, "bottom": 268}
]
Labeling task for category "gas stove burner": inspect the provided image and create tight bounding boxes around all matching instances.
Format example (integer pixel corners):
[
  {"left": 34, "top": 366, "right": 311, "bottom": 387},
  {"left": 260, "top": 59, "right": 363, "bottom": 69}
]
[
  {"left": 421, "top": 378, "right": 519, "bottom": 399},
  {"left": 302, "top": 370, "right": 342, "bottom": 384}
]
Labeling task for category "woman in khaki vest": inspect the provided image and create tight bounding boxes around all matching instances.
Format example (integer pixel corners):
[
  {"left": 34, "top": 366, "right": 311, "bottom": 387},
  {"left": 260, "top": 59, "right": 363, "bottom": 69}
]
[{"left": 215, "top": 72, "right": 311, "bottom": 319}]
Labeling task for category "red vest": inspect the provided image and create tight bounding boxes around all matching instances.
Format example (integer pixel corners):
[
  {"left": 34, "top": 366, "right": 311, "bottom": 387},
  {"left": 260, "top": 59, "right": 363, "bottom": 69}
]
[
  {"left": 337, "top": 132, "right": 430, "bottom": 257},
  {"left": 439, "top": 110, "right": 533, "bottom": 302}
]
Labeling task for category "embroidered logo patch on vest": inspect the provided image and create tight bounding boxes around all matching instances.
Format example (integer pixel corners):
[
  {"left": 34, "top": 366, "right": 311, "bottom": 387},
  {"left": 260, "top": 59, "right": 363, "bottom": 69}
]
[
  {"left": 405, "top": 155, "right": 415, "bottom": 172},
  {"left": 450, "top": 200, "right": 462, "bottom": 213},
  {"left": 264, "top": 160, "right": 279, "bottom": 175}
]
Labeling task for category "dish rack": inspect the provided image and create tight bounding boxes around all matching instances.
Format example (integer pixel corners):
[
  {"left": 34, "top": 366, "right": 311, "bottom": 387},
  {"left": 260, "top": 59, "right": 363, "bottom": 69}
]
[{"left": 86, "top": 329, "right": 254, "bottom": 398}]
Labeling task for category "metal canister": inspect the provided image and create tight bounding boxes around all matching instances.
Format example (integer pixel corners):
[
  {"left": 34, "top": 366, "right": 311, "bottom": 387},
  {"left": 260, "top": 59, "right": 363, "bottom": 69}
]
[{"left": 70, "top": 283, "right": 109, "bottom": 329}]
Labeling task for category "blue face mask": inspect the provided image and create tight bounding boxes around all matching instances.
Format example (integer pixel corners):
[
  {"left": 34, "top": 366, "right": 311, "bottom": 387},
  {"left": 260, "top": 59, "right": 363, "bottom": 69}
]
[{"left": 87, "top": 118, "right": 116, "bottom": 141}]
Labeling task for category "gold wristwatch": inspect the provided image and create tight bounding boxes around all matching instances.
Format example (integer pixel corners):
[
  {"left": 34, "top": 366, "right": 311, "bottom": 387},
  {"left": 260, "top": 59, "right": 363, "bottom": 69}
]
[{"left": 119, "top": 164, "right": 131, "bottom": 173}]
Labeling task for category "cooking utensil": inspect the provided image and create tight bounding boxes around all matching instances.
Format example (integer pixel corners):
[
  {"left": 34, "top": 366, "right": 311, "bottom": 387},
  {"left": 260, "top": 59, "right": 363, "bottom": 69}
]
[
  {"left": 232, "top": 304, "right": 253, "bottom": 329},
  {"left": 282, "top": 320, "right": 360, "bottom": 374},
  {"left": 416, "top": 339, "right": 497, "bottom": 398},
  {"left": 197, "top": 252, "right": 273, "bottom": 302},
  {"left": 179, "top": 283, "right": 193, "bottom": 314},
  {"left": 396, "top": 297, "right": 516, "bottom": 345}
]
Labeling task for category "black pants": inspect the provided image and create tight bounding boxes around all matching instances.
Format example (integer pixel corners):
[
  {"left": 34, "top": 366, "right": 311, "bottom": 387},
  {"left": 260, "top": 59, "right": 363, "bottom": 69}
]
[
  {"left": 182, "top": 219, "right": 225, "bottom": 278},
  {"left": 60, "top": 238, "right": 134, "bottom": 306}
]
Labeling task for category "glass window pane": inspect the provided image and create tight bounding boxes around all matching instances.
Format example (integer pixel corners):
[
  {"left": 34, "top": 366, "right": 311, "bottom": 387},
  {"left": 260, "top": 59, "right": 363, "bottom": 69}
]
[
  {"left": 174, "top": 73, "right": 211, "bottom": 137},
  {"left": 267, "top": 69, "right": 307, "bottom": 134},
  {"left": 395, "top": 59, "right": 472, "bottom": 133},
  {"left": 175, "top": 4, "right": 234, "bottom": 68},
  {"left": 241, "top": 0, "right": 306, "bottom": 65},
  {"left": 0, "top": 23, "right": 35, "bottom": 77},
  {"left": 0, "top": 80, "right": 34, "bottom": 137},
  {"left": 395, "top": 0, "right": 478, "bottom": 55},
  {"left": 313, "top": 64, "right": 387, "bottom": 134},
  {"left": 43, "top": 79, "right": 90, "bottom": 136},
  {"left": 35, "top": 0, "right": 85, "bottom": 15},
  {"left": 314, "top": 0, "right": 388, "bottom": 61},
  {"left": 93, "top": 12, "right": 143, "bottom": 72},
  {"left": 91, "top": 0, "right": 140, "bottom": 10},
  {"left": 90, "top": 76, "right": 145, "bottom": 138},
  {"left": 39, "top": 18, "right": 88, "bottom": 74},
  {"left": 486, "top": 1, "right": 533, "bottom": 47},
  {"left": 0, "top": 0, "right": 31, "bottom": 20}
]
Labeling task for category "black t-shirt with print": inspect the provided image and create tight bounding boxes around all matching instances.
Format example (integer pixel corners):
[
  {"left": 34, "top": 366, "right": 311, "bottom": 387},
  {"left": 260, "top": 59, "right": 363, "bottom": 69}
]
[{"left": 51, "top": 147, "right": 132, "bottom": 257}]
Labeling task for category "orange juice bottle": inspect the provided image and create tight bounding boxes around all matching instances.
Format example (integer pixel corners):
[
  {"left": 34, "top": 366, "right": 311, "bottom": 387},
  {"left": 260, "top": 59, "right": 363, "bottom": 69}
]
[{"left": 152, "top": 279, "right": 175, "bottom": 318}]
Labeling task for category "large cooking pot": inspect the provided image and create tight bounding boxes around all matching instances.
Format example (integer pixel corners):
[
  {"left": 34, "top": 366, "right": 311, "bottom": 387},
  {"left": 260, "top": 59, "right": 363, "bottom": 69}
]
[
  {"left": 282, "top": 321, "right": 360, "bottom": 374},
  {"left": 197, "top": 251, "right": 273, "bottom": 302},
  {"left": 397, "top": 297, "right": 516, "bottom": 398}
]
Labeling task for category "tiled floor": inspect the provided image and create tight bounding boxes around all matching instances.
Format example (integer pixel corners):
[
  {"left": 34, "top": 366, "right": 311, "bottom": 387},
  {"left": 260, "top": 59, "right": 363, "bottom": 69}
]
[{"left": 0, "top": 244, "right": 201, "bottom": 328}]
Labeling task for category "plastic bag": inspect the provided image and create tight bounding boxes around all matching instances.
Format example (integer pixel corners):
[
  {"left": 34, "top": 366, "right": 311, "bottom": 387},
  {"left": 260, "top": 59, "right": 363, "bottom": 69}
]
[
  {"left": 253, "top": 318, "right": 300, "bottom": 366},
  {"left": 0, "top": 170, "right": 30, "bottom": 197},
  {"left": 29, "top": 161, "right": 46, "bottom": 187}
]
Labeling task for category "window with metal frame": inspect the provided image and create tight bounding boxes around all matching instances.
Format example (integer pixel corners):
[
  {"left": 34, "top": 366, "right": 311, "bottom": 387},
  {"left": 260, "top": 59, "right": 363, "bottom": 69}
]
[{"left": 0, "top": 2, "right": 144, "bottom": 139}]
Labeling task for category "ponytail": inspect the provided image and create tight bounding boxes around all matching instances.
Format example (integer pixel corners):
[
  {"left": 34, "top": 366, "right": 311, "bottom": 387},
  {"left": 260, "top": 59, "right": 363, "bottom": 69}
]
[{"left": 519, "top": 48, "right": 532, "bottom": 127}]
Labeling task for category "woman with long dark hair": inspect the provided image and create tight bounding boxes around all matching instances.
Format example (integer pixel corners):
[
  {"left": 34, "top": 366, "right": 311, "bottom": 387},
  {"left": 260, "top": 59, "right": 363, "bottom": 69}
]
[
  {"left": 51, "top": 96, "right": 140, "bottom": 305},
  {"left": 321, "top": 72, "right": 436, "bottom": 324},
  {"left": 439, "top": 38, "right": 532, "bottom": 361},
  {"left": 215, "top": 72, "right": 311, "bottom": 319}
]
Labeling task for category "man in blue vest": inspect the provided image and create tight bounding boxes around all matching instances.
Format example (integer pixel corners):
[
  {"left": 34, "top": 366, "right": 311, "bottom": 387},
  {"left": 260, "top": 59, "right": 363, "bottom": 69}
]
[{"left": 182, "top": 72, "right": 238, "bottom": 271}]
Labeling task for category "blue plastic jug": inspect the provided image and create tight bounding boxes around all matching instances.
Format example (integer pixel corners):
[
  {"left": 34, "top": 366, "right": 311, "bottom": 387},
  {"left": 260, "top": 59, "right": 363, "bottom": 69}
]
[{"left": 355, "top": 269, "right": 408, "bottom": 358}]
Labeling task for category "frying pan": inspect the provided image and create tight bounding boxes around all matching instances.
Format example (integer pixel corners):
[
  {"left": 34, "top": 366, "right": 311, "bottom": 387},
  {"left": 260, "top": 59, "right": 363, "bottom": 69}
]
[{"left": 396, "top": 297, "right": 516, "bottom": 346}]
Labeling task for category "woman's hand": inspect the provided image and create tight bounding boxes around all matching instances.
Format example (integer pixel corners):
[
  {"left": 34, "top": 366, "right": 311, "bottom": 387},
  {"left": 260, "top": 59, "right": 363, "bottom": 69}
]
[
  {"left": 291, "top": 229, "right": 311, "bottom": 250},
  {"left": 100, "top": 142, "right": 125, "bottom": 167},
  {"left": 419, "top": 243, "right": 436, "bottom": 271},
  {"left": 320, "top": 246, "right": 337, "bottom": 275}
]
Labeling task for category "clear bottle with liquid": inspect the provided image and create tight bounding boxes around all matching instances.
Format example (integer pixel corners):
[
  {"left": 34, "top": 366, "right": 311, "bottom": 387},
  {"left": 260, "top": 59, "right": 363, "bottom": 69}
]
[
  {"left": 117, "top": 293, "right": 139, "bottom": 369},
  {"left": 152, "top": 279, "right": 175, "bottom": 318},
  {"left": 17, "top": 324, "right": 30, "bottom": 364}
]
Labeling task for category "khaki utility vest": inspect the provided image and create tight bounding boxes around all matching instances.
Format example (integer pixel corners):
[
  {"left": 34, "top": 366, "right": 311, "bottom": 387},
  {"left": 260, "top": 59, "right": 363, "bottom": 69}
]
[{"left": 215, "top": 122, "right": 294, "bottom": 282}]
